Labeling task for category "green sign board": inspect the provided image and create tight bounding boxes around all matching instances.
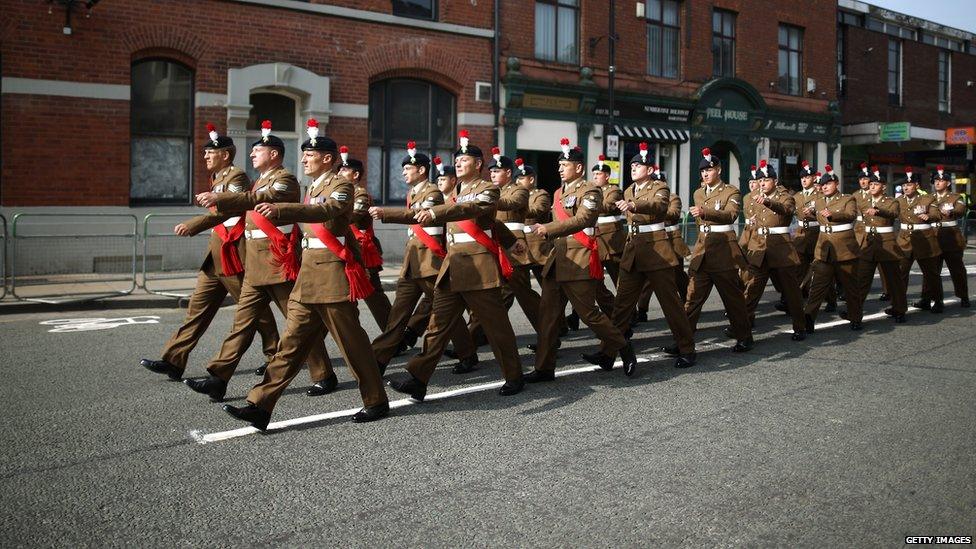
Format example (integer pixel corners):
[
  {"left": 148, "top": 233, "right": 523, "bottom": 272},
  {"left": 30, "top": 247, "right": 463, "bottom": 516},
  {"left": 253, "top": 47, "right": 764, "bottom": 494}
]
[{"left": 879, "top": 122, "right": 911, "bottom": 142}]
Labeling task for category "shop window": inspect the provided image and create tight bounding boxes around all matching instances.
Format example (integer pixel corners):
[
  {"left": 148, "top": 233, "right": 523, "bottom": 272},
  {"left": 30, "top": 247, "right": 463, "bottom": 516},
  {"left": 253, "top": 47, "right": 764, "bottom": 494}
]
[
  {"left": 777, "top": 24, "right": 803, "bottom": 96},
  {"left": 368, "top": 79, "right": 455, "bottom": 204},
  {"left": 712, "top": 9, "right": 736, "bottom": 78},
  {"left": 837, "top": 26, "right": 846, "bottom": 97},
  {"left": 888, "top": 39, "right": 902, "bottom": 106},
  {"left": 535, "top": 0, "right": 579, "bottom": 64},
  {"left": 392, "top": 0, "right": 436, "bottom": 21},
  {"left": 647, "top": 0, "right": 680, "bottom": 78},
  {"left": 130, "top": 59, "right": 193, "bottom": 204},
  {"left": 938, "top": 51, "right": 951, "bottom": 113},
  {"left": 244, "top": 92, "right": 300, "bottom": 182}
]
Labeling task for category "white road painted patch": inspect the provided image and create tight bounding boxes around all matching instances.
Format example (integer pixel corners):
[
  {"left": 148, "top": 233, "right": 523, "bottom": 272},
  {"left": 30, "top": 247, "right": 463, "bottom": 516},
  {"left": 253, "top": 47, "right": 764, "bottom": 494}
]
[{"left": 39, "top": 316, "right": 160, "bottom": 333}]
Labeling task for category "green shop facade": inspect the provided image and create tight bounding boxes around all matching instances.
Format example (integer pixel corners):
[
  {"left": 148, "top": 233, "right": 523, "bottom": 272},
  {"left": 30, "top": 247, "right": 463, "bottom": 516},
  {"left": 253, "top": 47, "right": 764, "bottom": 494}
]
[{"left": 501, "top": 64, "right": 842, "bottom": 206}]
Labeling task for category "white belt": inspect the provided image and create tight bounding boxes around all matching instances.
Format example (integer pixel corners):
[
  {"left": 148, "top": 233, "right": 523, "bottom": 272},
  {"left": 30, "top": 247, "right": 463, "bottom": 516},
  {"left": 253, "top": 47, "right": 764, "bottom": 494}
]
[
  {"left": 447, "top": 229, "right": 491, "bottom": 244},
  {"left": 744, "top": 219, "right": 756, "bottom": 226},
  {"left": 936, "top": 220, "right": 959, "bottom": 228},
  {"left": 699, "top": 224, "right": 735, "bottom": 233},
  {"left": 301, "top": 236, "right": 344, "bottom": 249},
  {"left": 630, "top": 222, "right": 667, "bottom": 234},
  {"left": 865, "top": 226, "right": 895, "bottom": 234},
  {"left": 522, "top": 226, "right": 535, "bottom": 234},
  {"left": 821, "top": 223, "right": 854, "bottom": 233},
  {"left": 222, "top": 216, "right": 242, "bottom": 227},
  {"left": 756, "top": 226, "right": 791, "bottom": 235},
  {"left": 902, "top": 223, "right": 932, "bottom": 231},
  {"left": 597, "top": 215, "right": 626, "bottom": 224},
  {"left": 665, "top": 224, "right": 680, "bottom": 233},
  {"left": 244, "top": 224, "right": 295, "bottom": 239},
  {"left": 408, "top": 227, "right": 444, "bottom": 238},
  {"left": 800, "top": 220, "right": 820, "bottom": 228},
  {"left": 504, "top": 222, "right": 525, "bottom": 231}
]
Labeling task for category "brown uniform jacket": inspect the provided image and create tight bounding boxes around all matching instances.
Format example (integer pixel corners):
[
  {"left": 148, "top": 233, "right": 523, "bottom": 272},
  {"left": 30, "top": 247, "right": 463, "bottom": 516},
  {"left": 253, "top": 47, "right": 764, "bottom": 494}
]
[
  {"left": 793, "top": 187, "right": 822, "bottom": 254},
  {"left": 812, "top": 193, "right": 860, "bottom": 262},
  {"left": 665, "top": 193, "right": 690, "bottom": 257},
  {"left": 688, "top": 182, "right": 745, "bottom": 273},
  {"left": 744, "top": 189, "right": 800, "bottom": 269},
  {"left": 495, "top": 182, "right": 531, "bottom": 267},
  {"left": 213, "top": 165, "right": 302, "bottom": 287},
  {"left": 541, "top": 177, "right": 603, "bottom": 282},
  {"left": 596, "top": 185, "right": 626, "bottom": 261},
  {"left": 932, "top": 192, "right": 967, "bottom": 252},
  {"left": 428, "top": 178, "right": 504, "bottom": 292},
  {"left": 183, "top": 166, "right": 251, "bottom": 277},
  {"left": 739, "top": 190, "right": 758, "bottom": 249},
  {"left": 524, "top": 187, "right": 553, "bottom": 266},
  {"left": 619, "top": 179, "right": 677, "bottom": 272},
  {"left": 351, "top": 185, "right": 383, "bottom": 258},
  {"left": 381, "top": 180, "right": 447, "bottom": 279},
  {"left": 896, "top": 194, "right": 942, "bottom": 259},
  {"left": 857, "top": 194, "right": 903, "bottom": 262}
]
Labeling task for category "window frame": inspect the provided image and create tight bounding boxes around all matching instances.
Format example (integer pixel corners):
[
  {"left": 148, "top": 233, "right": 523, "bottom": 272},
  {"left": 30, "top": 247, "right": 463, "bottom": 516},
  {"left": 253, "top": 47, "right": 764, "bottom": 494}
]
[
  {"left": 646, "top": 0, "right": 681, "bottom": 79},
  {"left": 534, "top": 0, "right": 580, "bottom": 65},
  {"left": 777, "top": 24, "right": 804, "bottom": 96},
  {"left": 888, "top": 38, "right": 902, "bottom": 107},
  {"left": 391, "top": 0, "right": 437, "bottom": 22},
  {"left": 938, "top": 50, "right": 951, "bottom": 113},
  {"left": 837, "top": 24, "right": 847, "bottom": 97},
  {"left": 244, "top": 90, "right": 302, "bottom": 184},
  {"left": 711, "top": 8, "right": 736, "bottom": 78}
]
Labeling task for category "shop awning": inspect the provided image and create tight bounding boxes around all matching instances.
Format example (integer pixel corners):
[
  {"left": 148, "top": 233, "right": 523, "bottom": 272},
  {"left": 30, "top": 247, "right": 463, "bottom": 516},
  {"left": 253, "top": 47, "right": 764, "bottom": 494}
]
[{"left": 613, "top": 125, "right": 690, "bottom": 143}]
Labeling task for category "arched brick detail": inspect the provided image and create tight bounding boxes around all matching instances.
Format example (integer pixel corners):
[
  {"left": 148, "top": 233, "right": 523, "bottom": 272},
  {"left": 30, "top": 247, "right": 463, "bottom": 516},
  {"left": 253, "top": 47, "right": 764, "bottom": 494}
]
[
  {"left": 120, "top": 24, "right": 207, "bottom": 63},
  {"left": 360, "top": 39, "right": 469, "bottom": 95}
]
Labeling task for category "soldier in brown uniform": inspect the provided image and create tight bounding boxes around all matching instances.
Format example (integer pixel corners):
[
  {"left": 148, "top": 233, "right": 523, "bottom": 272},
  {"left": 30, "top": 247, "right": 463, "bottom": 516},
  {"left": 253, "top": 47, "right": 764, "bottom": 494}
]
[
  {"left": 187, "top": 121, "right": 335, "bottom": 401},
  {"left": 675, "top": 148, "right": 753, "bottom": 353},
  {"left": 851, "top": 169, "right": 907, "bottom": 323},
  {"left": 792, "top": 162, "right": 823, "bottom": 299},
  {"left": 387, "top": 131, "right": 525, "bottom": 401},
  {"left": 526, "top": 138, "right": 637, "bottom": 380},
  {"left": 592, "top": 144, "right": 695, "bottom": 370},
  {"left": 896, "top": 169, "right": 945, "bottom": 313},
  {"left": 851, "top": 163, "right": 890, "bottom": 302},
  {"left": 516, "top": 159, "right": 553, "bottom": 283},
  {"left": 801, "top": 168, "right": 864, "bottom": 331},
  {"left": 737, "top": 166, "right": 761, "bottom": 289},
  {"left": 340, "top": 147, "right": 392, "bottom": 329},
  {"left": 591, "top": 155, "right": 626, "bottom": 315},
  {"left": 368, "top": 149, "right": 479, "bottom": 374},
  {"left": 929, "top": 166, "right": 970, "bottom": 308},
  {"left": 635, "top": 166, "right": 690, "bottom": 322},
  {"left": 218, "top": 129, "right": 390, "bottom": 428},
  {"left": 141, "top": 124, "right": 280, "bottom": 381}
]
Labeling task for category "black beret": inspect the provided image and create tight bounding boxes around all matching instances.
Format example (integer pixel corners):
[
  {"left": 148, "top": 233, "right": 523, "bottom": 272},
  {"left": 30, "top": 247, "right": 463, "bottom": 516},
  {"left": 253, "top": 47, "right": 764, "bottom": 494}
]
[
  {"left": 252, "top": 120, "right": 285, "bottom": 151},
  {"left": 929, "top": 166, "right": 951, "bottom": 183},
  {"left": 204, "top": 124, "right": 234, "bottom": 150},
  {"left": 756, "top": 160, "right": 777, "bottom": 180},
  {"left": 343, "top": 157, "right": 364, "bottom": 174},
  {"left": 455, "top": 130, "right": 482, "bottom": 158},
  {"left": 488, "top": 149, "right": 515, "bottom": 171},
  {"left": 301, "top": 135, "right": 338, "bottom": 153},
  {"left": 558, "top": 139, "right": 585, "bottom": 163},
  {"left": 591, "top": 156, "right": 611, "bottom": 174},
  {"left": 401, "top": 152, "right": 431, "bottom": 169},
  {"left": 799, "top": 161, "right": 815, "bottom": 177},
  {"left": 820, "top": 166, "right": 840, "bottom": 184},
  {"left": 630, "top": 143, "right": 654, "bottom": 166},
  {"left": 515, "top": 159, "right": 536, "bottom": 177},
  {"left": 698, "top": 147, "right": 719, "bottom": 170},
  {"left": 653, "top": 169, "right": 668, "bottom": 182},
  {"left": 438, "top": 165, "right": 457, "bottom": 178}
]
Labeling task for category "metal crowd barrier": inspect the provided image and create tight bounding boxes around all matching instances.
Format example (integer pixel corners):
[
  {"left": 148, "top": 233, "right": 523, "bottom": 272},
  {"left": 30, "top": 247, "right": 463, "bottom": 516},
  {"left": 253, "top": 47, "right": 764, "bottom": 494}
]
[
  {"left": 10, "top": 213, "right": 138, "bottom": 304},
  {"left": 0, "top": 214, "right": 7, "bottom": 300},
  {"left": 141, "top": 213, "right": 210, "bottom": 298}
]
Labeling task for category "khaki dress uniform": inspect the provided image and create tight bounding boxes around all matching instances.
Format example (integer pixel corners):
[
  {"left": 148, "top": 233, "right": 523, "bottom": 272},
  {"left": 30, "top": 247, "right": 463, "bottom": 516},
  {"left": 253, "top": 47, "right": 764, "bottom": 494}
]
[
  {"left": 852, "top": 194, "right": 906, "bottom": 317},
  {"left": 157, "top": 166, "right": 279, "bottom": 374},
  {"left": 592, "top": 184, "right": 626, "bottom": 315},
  {"left": 350, "top": 184, "right": 392, "bottom": 328},
  {"left": 853, "top": 187, "right": 887, "bottom": 297},
  {"left": 793, "top": 187, "right": 823, "bottom": 288},
  {"left": 246, "top": 168, "right": 388, "bottom": 413},
  {"left": 525, "top": 187, "right": 554, "bottom": 272},
  {"left": 741, "top": 189, "right": 805, "bottom": 333},
  {"left": 370, "top": 180, "right": 477, "bottom": 367},
  {"left": 685, "top": 182, "right": 753, "bottom": 341},
  {"left": 638, "top": 192, "right": 690, "bottom": 311},
  {"left": 401, "top": 178, "right": 523, "bottom": 386},
  {"left": 203, "top": 166, "right": 333, "bottom": 385},
  {"left": 896, "top": 193, "right": 944, "bottom": 305},
  {"left": 930, "top": 191, "right": 969, "bottom": 301},
  {"left": 738, "top": 189, "right": 759, "bottom": 288},
  {"left": 532, "top": 177, "right": 628, "bottom": 373},
  {"left": 803, "top": 192, "right": 863, "bottom": 323},
  {"left": 603, "top": 178, "right": 695, "bottom": 356}
]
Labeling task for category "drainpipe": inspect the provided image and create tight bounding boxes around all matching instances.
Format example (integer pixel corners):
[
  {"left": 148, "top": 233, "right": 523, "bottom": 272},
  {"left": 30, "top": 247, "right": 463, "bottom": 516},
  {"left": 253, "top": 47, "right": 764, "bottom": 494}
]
[{"left": 493, "top": 0, "right": 501, "bottom": 145}]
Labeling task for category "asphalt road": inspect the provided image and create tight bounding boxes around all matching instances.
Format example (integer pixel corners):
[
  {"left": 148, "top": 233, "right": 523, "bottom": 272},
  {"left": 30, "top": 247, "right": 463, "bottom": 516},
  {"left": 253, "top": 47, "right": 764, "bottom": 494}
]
[{"left": 1, "top": 256, "right": 974, "bottom": 547}]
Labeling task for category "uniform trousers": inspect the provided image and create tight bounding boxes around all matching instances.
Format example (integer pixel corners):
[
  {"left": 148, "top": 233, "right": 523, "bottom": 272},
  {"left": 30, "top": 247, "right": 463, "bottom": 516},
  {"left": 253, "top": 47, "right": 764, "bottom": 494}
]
[
  {"left": 921, "top": 250, "right": 968, "bottom": 300},
  {"left": 900, "top": 255, "right": 944, "bottom": 303},
  {"left": 684, "top": 268, "right": 752, "bottom": 341},
  {"left": 362, "top": 268, "right": 392, "bottom": 330},
  {"left": 854, "top": 258, "right": 906, "bottom": 315},
  {"left": 743, "top": 262, "right": 805, "bottom": 333},
  {"left": 536, "top": 277, "right": 626, "bottom": 372},
  {"left": 804, "top": 259, "right": 862, "bottom": 322},
  {"left": 603, "top": 266, "right": 695, "bottom": 355},
  {"left": 468, "top": 266, "right": 542, "bottom": 339}
]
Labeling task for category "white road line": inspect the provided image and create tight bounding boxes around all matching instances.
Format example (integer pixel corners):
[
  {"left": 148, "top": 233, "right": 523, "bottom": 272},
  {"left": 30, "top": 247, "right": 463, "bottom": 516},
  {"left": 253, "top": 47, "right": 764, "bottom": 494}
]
[{"left": 781, "top": 298, "right": 961, "bottom": 333}]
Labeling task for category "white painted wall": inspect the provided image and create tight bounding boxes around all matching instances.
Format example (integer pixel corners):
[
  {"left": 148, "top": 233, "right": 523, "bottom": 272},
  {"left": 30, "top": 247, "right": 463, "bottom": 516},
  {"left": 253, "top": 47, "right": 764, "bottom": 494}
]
[{"left": 517, "top": 119, "right": 578, "bottom": 151}]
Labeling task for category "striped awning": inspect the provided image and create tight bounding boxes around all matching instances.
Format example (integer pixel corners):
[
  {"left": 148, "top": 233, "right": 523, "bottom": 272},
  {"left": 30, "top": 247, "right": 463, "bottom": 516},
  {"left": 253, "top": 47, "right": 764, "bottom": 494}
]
[{"left": 613, "top": 125, "right": 689, "bottom": 143}]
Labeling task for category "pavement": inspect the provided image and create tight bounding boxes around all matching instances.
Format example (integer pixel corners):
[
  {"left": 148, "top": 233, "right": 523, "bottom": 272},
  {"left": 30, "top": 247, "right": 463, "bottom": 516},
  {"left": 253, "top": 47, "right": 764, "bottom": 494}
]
[{"left": 0, "top": 253, "right": 974, "bottom": 546}]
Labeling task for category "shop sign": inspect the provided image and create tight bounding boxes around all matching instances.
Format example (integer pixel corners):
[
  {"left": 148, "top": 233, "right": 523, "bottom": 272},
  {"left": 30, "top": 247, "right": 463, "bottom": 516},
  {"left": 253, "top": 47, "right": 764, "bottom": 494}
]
[
  {"left": 522, "top": 94, "right": 579, "bottom": 112},
  {"left": 606, "top": 134, "right": 620, "bottom": 158},
  {"left": 605, "top": 160, "right": 622, "bottom": 185},
  {"left": 595, "top": 102, "right": 691, "bottom": 123},
  {"left": 879, "top": 122, "right": 911, "bottom": 142},
  {"left": 785, "top": 155, "right": 798, "bottom": 165},
  {"left": 764, "top": 118, "right": 829, "bottom": 137},
  {"left": 945, "top": 127, "right": 976, "bottom": 145}
]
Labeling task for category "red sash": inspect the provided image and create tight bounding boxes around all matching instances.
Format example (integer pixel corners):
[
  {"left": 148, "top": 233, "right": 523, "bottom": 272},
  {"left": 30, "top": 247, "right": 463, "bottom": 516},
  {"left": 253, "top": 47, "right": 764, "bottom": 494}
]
[
  {"left": 349, "top": 224, "right": 383, "bottom": 269},
  {"left": 553, "top": 187, "right": 602, "bottom": 279},
  {"left": 455, "top": 219, "right": 513, "bottom": 279},
  {"left": 407, "top": 190, "right": 447, "bottom": 259},
  {"left": 306, "top": 223, "right": 374, "bottom": 301},
  {"left": 209, "top": 208, "right": 245, "bottom": 276},
  {"left": 248, "top": 211, "right": 301, "bottom": 281}
]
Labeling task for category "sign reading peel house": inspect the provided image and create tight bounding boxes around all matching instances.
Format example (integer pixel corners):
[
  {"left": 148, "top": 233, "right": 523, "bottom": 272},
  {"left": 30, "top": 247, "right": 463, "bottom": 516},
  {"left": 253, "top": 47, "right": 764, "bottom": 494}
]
[{"left": 522, "top": 94, "right": 579, "bottom": 112}]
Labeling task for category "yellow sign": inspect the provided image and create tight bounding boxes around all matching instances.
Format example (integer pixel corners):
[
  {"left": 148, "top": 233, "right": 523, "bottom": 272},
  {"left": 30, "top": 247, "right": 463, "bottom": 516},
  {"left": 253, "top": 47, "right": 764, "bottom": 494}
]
[
  {"left": 605, "top": 160, "right": 621, "bottom": 185},
  {"left": 954, "top": 178, "right": 969, "bottom": 185},
  {"left": 522, "top": 93, "right": 579, "bottom": 112}
]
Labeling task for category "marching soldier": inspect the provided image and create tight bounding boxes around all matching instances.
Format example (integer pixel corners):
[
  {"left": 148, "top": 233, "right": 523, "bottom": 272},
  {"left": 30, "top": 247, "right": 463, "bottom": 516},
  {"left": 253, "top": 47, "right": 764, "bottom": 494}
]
[
  {"left": 852, "top": 163, "right": 889, "bottom": 302},
  {"left": 387, "top": 130, "right": 525, "bottom": 401},
  {"left": 793, "top": 162, "right": 822, "bottom": 287},
  {"left": 594, "top": 143, "right": 695, "bottom": 370},
  {"left": 368, "top": 149, "right": 479, "bottom": 375},
  {"left": 517, "top": 159, "right": 553, "bottom": 283},
  {"left": 930, "top": 166, "right": 970, "bottom": 308},
  {"left": 188, "top": 120, "right": 335, "bottom": 401},
  {"left": 896, "top": 168, "right": 945, "bottom": 313},
  {"left": 635, "top": 166, "right": 690, "bottom": 322},
  {"left": 741, "top": 160, "right": 806, "bottom": 340},
  {"left": 526, "top": 138, "right": 637, "bottom": 380},
  {"left": 222, "top": 125, "right": 390, "bottom": 428},
  {"left": 675, "top": 148, "right": 753, "bottom": 353},
  {"left": 141, "top": 123, "right": 279, "bottom": 381},
  {"left": 737, "top": 166, "right": 761, "bottom": 289},
  {"left": 592, "top": 154, "right": 626, "bottom": 317},
  {"left": 800, "top": 167, "right": 863, "bottom": 332},
  {"left": 341, "top": 148, "right": 392, "bottom": 329},
  {"left": 851, "top": 168, "right": 907, "bottom": 323}
]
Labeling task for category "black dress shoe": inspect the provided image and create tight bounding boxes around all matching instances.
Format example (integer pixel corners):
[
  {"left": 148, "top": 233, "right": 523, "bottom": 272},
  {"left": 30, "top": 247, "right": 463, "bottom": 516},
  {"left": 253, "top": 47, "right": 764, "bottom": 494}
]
[
  {"left": 661, "top": 344, "right": 679, "bottom": 356},
  {"left": 884, "top": 307, "right": 895, "bottom": 316},
  {"left": 254, "top": 362, "right": 268, "bottom": 377},
  {"left": 140, "top": 359, "right": 183, "bottom": 381},
  {"left": 444, "top": 348, "right": 459, "bottom": 359},
  {"left": 850, "top": 321, "right": 863, "bottom": 331},
  {"left": 619, "top": 343, "right": 638, "bottom": 377},
  {"left": 581, "top": 351, "right": 615, "bottom": 371},
  {"left": 389, "top": 375, "right": 427, "bottom": 401},
  {"left": 931, "top": 301, "right": 944, "bottom": 314},
  {"left": 879, "top": 293, "right": 890, "bottom": 301},
  {"left": 222, "top": 404, "right": 270, "bottom": 431},
  {"left": 634, "top": 309, "right": 649, "bottom": 323},
  {"left": 791, "top": 332, "right": 806, "bottom": 341},
  {"left": 961, "top": 297, "right": 971, "bottom": 308},
  {"left": 401, "top": 327, "right": 419, "bottom": 350},
  {"left": 913, "top": 299, "right": 932, "bottom": 310},
  {"left": 452, "top": 355, "right": 479, "bottom": 374},
  {"left": 523, "top": 369, "right": 555, "bottom": 383},
  {"left": 674, "top": 353, "right": 696, "bottom": 368},
  {"left": 306, "top": 374, "right": 338, "bottom": 396},
  {"left": 498, "top": 378, "right": 525, "bottom": 396},
  {"left": 723, "top": 327, "right": 736, "bottom": 339},
  {"left": 732, "top": 338, "right": 754, "bottom": 352},
  {"left": 351, "top": 402, "right": 389, "bottom": 423},
  {"left": 893, "top": 314, "right": 906, "bottom": 323},
  {"left": 566, "top": 312, "right": 580, "bottom": 331},
  {"left": 527, "top": 340, "right": 560, "bottom": 352},
  {"left": 804, "top": 314, "right": 816, "bottom": 334},
  {"left": 184, "top": 376, "right": 227, "bottom": 401},
  {"left": 824, "top": 301, "right": 837, "bottom": 313},
  {"left": 838, "top": 309, "right": 849, "bottom": 320}
]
